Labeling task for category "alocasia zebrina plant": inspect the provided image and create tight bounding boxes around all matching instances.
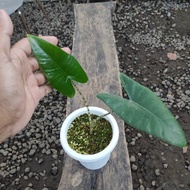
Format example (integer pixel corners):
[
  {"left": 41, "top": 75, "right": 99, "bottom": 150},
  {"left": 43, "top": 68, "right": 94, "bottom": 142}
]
[{"left": 28, "top": 35, "right": 187, "bottom": 148}]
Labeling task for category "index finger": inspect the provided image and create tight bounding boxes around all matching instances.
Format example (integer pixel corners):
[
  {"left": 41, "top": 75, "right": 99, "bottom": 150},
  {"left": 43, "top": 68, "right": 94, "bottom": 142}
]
[
  {"left": 0, "top": 9, "right": 13, "bottom": 60},
  {"left": 11, "top": 36, "right": 59, "bottom": 56}
]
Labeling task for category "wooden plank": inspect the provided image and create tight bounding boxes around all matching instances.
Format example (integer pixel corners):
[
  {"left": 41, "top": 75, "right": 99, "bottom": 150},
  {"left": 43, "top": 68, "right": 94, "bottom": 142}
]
[{"left": 58, "top": 2, "right": 133, "bottom": 190}]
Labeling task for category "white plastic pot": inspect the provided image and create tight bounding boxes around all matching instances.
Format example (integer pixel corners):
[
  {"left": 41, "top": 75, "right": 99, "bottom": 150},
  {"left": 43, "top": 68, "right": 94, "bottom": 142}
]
[
  {"left": 0, "top": 0, "right": 23, "bottom": 15},
  {"left": 60, "top": 106, "right": 119, "bottom": 170}
]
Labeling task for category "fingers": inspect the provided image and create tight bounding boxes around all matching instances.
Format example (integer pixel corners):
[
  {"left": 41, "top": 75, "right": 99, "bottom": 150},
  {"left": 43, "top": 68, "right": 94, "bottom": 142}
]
[
  {"left": 39, "top": 84, "right": 53, "bottom": 100},
  {"left": 35, "top": 70, "right": 52, "bottom": 99},
  {"left": 35, "top": 71, "right": 47, "bottom": 86},
  {"left": 11, "top": 36, "right": 58, "bottom": 57},
  {"left": 62, "top": 47, "right": 71, "bottom": 54},
  {"left": 0, "top": 9, "right": 13, "bottom": 60},
  {"left": 29, "top": 57, "right": 39, "bottom": 71}
]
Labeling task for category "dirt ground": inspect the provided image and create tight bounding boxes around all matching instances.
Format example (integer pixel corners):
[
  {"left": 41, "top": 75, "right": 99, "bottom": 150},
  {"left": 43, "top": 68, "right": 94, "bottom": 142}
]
[
  {"left": 0, "top": 0, "right": 189, "bottom": 190},
  {"left": 114, "top": 1, "right": 190, "bottom": 189}
]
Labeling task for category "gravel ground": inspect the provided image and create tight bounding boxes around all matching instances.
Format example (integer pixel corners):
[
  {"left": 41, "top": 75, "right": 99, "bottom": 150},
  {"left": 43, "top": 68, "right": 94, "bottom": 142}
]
[{"left": 0, "top": 0, "right": 190, "bottom": 190}]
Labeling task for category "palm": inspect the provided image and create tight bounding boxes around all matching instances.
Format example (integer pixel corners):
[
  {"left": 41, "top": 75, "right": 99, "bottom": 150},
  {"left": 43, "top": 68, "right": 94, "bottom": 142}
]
[
  {"left": 0, "top": 37, "right": 57, "bottom": 139},
  {"left": 9, "top": 46, "right": 51, "bottom": 134},
  {"left": 0, "top": 9, "right": 66, "bottom": 142}
]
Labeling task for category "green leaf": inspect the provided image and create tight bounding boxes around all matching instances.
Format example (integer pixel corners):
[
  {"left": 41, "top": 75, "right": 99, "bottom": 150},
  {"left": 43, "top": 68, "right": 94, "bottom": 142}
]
[
  {"left": 27, "top": 34, "right": 88, "bottom": 98},
  {"left": 97, "top": 73, "right": 187, "bottom": 147}
]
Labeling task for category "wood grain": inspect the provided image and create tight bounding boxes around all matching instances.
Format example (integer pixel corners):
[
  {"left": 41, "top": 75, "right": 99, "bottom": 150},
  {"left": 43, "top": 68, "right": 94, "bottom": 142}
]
[{"left": 58, "top": 2, "right": 133, "bottom": 190}]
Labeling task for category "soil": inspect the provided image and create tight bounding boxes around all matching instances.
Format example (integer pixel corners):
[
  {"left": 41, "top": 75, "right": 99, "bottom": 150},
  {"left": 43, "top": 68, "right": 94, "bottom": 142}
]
[
  {"left": 0, "top": 0, "right": 189, "bottom": 190},
  {"left": 67, "top": 114, "right": 112, "bottom": 154},
  {"left": 113, "top": 1, "right": 190, "bottom": 189}
]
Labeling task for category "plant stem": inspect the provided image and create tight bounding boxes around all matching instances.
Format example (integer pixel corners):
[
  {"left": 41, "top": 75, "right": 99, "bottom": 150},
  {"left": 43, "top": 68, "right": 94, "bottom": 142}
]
[
  {"left": 95, "top": 112, "right": 111, "bottom": 121},
  {"left": 72, "top": 83, "right": 111, "bottom": 134},
  {"left": 72, "top": 83, "right": 93, "bottom": 134},
  {"left": 35, "top": 0, "right": 50, "bottom": 22},
  {"left": 18, "top": 11, "right": 30, "bottom": 34}
]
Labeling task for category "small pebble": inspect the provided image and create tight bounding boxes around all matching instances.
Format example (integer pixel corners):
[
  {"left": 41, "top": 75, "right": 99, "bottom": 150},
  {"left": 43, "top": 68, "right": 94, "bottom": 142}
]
[
  {"left": 132, "top": 164, "right": 138, "bottom": 171},
  {"left": 25, "top": 167, "right": 31, "bottom": 173},
  {"left": 155, "top": 169, "right": 161, "bottom": 176},
  {"left": 130, "top": 155, "right": 136, "bottom": 163},
  {"left": 163, "top": 164, "right": 168, "bottom": 169},
  {"left": 139, "top": 184, "right": 145, "bottom": 190}
]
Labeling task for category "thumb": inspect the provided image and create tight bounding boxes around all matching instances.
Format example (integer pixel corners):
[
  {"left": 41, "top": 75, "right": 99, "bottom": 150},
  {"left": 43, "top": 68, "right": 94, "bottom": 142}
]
[{"left": 0, "top": 9, "right": 13, "bottom": 61}]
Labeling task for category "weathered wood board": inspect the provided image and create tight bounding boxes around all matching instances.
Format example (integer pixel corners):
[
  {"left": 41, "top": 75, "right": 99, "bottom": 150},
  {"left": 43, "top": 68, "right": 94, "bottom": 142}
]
[{"left": 58, "top": 2, "right": 133, "bottom": 190}]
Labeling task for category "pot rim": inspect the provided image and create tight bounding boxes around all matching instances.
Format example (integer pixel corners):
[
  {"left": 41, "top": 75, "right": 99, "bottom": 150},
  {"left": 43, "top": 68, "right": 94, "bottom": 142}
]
[{"left": 60, "top": 106, "right": 119, "bottom": 162}]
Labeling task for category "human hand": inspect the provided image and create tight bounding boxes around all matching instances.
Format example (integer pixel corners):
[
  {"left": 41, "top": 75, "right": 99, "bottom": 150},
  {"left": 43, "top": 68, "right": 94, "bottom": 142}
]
[{"left": 0, "top": 9, "right": 70, "bottom": 143}]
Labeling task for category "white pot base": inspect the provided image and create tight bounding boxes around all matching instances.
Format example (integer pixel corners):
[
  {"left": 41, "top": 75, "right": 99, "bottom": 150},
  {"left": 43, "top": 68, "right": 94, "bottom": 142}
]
[
  {"left": 60, "top": 107, "right": 119, "bottom": 170},
  {"left": 80, "top": 154, "right": 110, "bottom": 170}
]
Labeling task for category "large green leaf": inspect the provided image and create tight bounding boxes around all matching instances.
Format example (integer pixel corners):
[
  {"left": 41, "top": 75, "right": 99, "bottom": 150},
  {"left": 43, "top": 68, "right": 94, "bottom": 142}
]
[
  {"left": 27, "top": 35, "right": 88, "bottom": 98},
  {"left": 97, "top": 73, "right": 187, "bottom": 147}
]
